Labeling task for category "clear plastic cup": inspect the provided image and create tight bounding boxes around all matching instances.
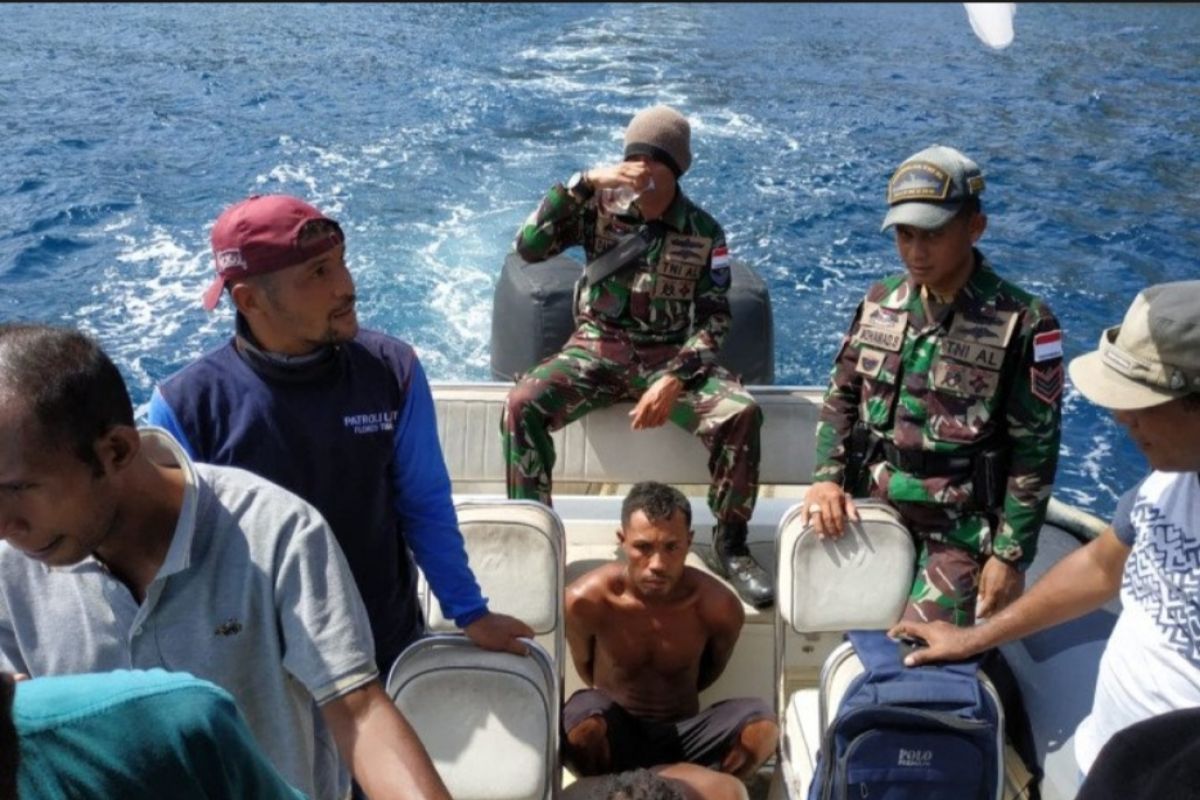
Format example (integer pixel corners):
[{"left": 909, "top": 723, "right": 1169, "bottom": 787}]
[{"left": 599, "top": 177, "right": 655, "bottom": 215}]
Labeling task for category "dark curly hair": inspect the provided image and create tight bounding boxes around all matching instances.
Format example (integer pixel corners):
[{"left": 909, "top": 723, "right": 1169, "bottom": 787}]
[
  {"left": 621, "top": 481, "right": 692, "bottom": 530},
  {"left": 598, "top": 769, "right": 685, "bottom": 800}
]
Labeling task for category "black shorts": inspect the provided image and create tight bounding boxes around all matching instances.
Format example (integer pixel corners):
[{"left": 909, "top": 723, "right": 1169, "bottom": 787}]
[{"left": 562, "top": 688, "right": 773, "bottom": 774}]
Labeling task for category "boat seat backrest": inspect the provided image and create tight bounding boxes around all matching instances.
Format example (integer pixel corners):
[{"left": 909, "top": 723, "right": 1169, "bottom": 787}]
[
  {"left": 386, "top": 635, "right": 559, "bottom": 800},
  {"left": 776, "top": 498, "right": 916, "bottom": 634},
  {"left": 775, "top": 501, "right": 918, "bottom": 797},
  {"left": 420, "top": 500, "right": 565, "bottom": 670},
  {"left": 432, "top": 382, "right": 823, "bottom": 488}
]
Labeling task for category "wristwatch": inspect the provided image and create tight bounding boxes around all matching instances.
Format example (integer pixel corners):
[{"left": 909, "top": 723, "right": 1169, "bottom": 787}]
[{"left": 566, "top": 170, "right": 594, "bottom": 200}]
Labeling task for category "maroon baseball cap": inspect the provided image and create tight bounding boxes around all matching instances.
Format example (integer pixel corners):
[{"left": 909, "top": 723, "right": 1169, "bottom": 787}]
[{"left": 201, "top": 194, "right": 345, "bottom": 311}]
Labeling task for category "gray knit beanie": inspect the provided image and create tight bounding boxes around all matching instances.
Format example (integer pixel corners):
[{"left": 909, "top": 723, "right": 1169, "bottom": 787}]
[{"left": 623, "top": 105, "right": 692, "bottom": 178}]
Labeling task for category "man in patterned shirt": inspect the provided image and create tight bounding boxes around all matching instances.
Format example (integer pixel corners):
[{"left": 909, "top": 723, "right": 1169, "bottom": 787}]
[
  {"left": 891, "top": 280, "right": 1200, "bottom": 776},
  {"left": 502, "top": 105, "right": 771, "bottom": 609},
  {"left": 806, "top": 145, "right": 1064, "bottom": 625}
]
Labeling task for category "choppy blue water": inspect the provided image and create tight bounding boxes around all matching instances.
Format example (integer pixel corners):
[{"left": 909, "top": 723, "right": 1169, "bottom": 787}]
[{"left": 2, "top": 3, "right": 1198, "bottom": 519}]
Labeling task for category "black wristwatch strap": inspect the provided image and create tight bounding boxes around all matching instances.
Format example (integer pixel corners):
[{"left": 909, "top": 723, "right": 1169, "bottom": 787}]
[{"left": 567, "top": 170, "right": 594, "bottom": 201}]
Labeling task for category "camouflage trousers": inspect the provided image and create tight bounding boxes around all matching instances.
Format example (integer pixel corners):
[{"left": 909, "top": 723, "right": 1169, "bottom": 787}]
[
  {"left": 888, "top": 500, "right": 995, "bottom": 627},
  {"left": 501, "top": 333, "right": 763, "bottom": 523}
]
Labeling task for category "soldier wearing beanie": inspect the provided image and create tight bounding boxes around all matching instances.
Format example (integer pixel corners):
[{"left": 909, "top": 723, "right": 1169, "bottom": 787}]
[
  {"left": 504, "top": 105, "right": 772, "bottom": 610},
  {"left": 807, "top": 144, "right": 1065, "bottom": 628},
  {"left": 622, "top": 105, "right": 693, "bottom": 177}
]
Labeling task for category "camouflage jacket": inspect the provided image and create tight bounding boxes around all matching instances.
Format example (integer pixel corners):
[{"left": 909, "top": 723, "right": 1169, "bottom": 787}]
[
  {"left": 513, "top": 181, "right": 730, "bottom": 386},
  {"left": 813, "top": 253, "right": 1063, "bottom": 567}
]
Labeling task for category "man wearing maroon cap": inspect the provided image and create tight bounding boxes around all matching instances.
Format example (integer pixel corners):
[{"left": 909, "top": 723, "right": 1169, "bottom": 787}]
[{"left": 148, "top": 195, "right": 534, "bottom": 674}]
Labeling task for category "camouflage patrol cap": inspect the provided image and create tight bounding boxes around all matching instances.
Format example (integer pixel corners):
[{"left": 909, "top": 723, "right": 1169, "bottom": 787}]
[
  {"left": 1068, "top": 281, "right": 1200, "bottom": 410},
  {"left": 881, "top": 145, "right": 986, "bottom": 232}
]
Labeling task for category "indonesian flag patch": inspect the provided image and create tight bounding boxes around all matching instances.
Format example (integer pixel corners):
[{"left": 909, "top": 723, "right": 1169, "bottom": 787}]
[
  {"left": 1033, "top": 330, "right": 1063, "bottom": 363},
  {"left": 710, "top": 245, "right": 731, "bottom": 287},
  {"left": 711, "top": 245, "right": 731, "bottom": 271}
]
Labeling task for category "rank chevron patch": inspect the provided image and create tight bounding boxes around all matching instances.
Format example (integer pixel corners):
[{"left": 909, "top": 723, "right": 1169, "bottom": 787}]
[{"left": 1031, "top": 362, "right": 1063, "bottom": 404}]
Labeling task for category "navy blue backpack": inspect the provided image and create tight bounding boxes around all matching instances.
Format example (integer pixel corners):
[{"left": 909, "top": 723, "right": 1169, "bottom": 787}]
[{"left": 807, "top": 629, "right": 1004, "bottom": 800}]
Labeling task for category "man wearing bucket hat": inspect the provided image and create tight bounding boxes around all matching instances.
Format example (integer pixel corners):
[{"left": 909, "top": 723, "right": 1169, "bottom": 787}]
[
  {"left": 503, "top": 105, "right": 771, "bottom": 609},
  {"left": 806, "top": 145, "right": 1064, "bottom": 626},
  {"left": 146, "top": 195, "right": 534, "bottom": 676},
  {"left": 891, "top": 280, "right": 1200, "bottom": 776}
]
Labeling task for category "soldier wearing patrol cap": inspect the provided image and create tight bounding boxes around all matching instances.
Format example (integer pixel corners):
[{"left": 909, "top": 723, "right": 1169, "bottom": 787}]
[
  {"left": 501, "top": 105, "right": 772, "bottom": 609},
  {"left": 890, "top": 280, "right": 1200, "bottom": 778},
  {"left": 805, "top": 144, "right": 1064, "bottom": 626}
]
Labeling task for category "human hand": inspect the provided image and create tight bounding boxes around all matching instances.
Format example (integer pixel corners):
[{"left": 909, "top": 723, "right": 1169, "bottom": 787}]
[
  {"left": 798, "top": 481, "right": 859, "bottom": 539},
  {"left": 585, "top": 161, "right": 655, "bottom": 193},
  {"left": 463, "top": 612, "right": 535, "bottom": 656},
  {"left": 886, "top": 620, "right": 984, "bottom": 667},
  {"left": 976, "top": 556, "right": 1025, "bottom": 619},
  {"left": 629, "top": 375, "right": 683, "bottom": 430}
]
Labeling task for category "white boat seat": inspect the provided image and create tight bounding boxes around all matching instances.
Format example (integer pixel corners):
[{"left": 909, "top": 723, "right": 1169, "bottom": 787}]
[
  {"left": 776, "top": 499, "right": 915, "bottom": 634},
  {"left": 386, "top": 635, "right": 559, "bottom": 800},
  {"left": 780, "top": 645, "right": 877, "bottom": 798},
  {"left": 775, "top": 500, "right": 916, "bottom": 799},
  {"left": 420, "top": 500, "right": 565, "bottom": 670},
  {"left": 783, "top": 689, "right": 820, "bottom": 790}
]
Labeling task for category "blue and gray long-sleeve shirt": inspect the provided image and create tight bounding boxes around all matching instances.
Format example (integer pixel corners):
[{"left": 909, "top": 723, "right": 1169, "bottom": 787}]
[{"left": 147, "top": 326, "right": 487, "bottom": 671}]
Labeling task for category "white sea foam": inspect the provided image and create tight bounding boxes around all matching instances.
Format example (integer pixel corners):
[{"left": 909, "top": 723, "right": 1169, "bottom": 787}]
[
  {"left": 99, "top": 214, "right": 135, "bottom": 234},
  {"left": 385, "top": 200, "right": 522, "bottom": 379},
  {"left": 691, "top": 111, "right": 771, "bottom": 143},
  {"left": 258, "top": 164, "right": 321, "bottom": 199},
  {"left": 72, "top": 225, "right": 223, "bottom": 399}
]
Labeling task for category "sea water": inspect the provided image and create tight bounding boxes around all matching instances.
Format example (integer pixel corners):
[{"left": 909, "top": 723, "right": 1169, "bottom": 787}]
[{"left": 2, "top": 3, "right": 1198, "bottom": 520}]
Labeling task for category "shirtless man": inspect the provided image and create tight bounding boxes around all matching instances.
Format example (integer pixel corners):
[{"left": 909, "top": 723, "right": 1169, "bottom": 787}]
[{"left": 563, "top": 481, "right": 778, "bottom": 783}]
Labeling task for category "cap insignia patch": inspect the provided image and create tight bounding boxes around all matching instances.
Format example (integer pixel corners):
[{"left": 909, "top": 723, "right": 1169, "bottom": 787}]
[
  {"left": 888, "top": 162, "right": 952, "bottom": 205},
  {"left": 215, "top": 249, "right": 246, "bottom": 271}
]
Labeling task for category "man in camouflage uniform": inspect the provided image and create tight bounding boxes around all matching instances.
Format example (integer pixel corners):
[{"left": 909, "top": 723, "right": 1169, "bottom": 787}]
[
  {"left": 804, "top": 145, "right": 1063, "bottom": 626},
  {"left": 501, "top": 105, "right": 772, "bottom": 609}
]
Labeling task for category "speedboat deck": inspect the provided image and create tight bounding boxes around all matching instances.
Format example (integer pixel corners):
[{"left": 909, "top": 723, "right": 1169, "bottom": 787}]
[{"left": 414, "top": 381, "right": 1114, "bottom": 800}]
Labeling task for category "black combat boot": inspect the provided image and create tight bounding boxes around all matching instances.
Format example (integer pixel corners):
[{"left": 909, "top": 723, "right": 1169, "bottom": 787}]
[{"left": 705, "top": 520, "right": 775, "bottom": 609}]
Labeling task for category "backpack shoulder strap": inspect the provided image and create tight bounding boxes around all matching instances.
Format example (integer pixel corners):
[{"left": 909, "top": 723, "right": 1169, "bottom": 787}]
[
  {"left": 847, "top": 629, "right": 981, "bottom": 679},
  {"left": 846, "top": 629, "right": 904, "bottom": 677}
]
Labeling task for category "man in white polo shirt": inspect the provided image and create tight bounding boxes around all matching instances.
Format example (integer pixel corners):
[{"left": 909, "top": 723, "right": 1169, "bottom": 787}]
[
  {"left": 890, "top": 280, "right": 1200, "bottom": 776},
  {"left": 0, "top": 324, "right": 450, "bottom": 800}
]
